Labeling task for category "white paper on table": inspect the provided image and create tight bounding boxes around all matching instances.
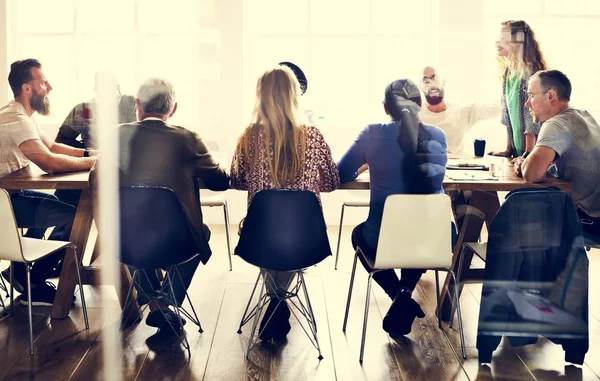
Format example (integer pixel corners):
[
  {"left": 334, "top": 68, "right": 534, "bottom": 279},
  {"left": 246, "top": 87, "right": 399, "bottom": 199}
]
[
  {"left": 506, "top": 290, "right": 584, "bottom": 327},
  {"left": 445, "top": 171, "right": 498, "bottom": 181}
]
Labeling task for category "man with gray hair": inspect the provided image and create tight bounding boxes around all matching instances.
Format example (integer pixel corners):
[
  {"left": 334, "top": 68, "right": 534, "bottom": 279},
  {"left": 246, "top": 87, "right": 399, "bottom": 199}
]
[
  {"left": 92, "top": 78, "right": 229, "bottom": 335},
  {"left": 515, "top": 69, "right": 600, "bottom": 239}
]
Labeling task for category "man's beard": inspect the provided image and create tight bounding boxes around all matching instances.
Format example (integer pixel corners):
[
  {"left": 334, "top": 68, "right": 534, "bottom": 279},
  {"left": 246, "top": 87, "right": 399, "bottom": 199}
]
[
  {"left": 31, "top": 91, "right": 50, "bottom": 115},
  {"left": 425, "top": 94, "right": 444, "bottom": 105}
]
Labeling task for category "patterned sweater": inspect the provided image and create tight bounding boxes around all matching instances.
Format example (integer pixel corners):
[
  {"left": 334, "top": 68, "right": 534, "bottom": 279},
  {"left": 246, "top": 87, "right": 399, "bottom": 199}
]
[{"left": 230, "top": 125, "right": 340, "bottom": 206}]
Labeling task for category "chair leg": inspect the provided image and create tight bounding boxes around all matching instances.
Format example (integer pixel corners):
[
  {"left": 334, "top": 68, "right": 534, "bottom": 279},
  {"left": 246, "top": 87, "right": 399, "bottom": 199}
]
[
  {"left": 0, "top": 269, "right": 7, "bottom": 312},
  {"left": 301, "top": 274, "right": 318, "bottom": 334},
  {"left": 238, "top": 271, "right": 261, "bottom": 334},
  {"left": 298, "top": 272, "right": 323, "bottom": 360},
  {"left": 173, "top": 266, "right": 203, "bottom": 332},
  {"left": 343, "top": 253, "right": 359, "bottom": 332},
  {"left": 120, "top": 269, "right": 138, "bottom": 330},
  {"left": 26, "top": 265, "right": 34, "bottom": 356},
  {"left": 246, "top": 277, "right": 267, "bottom": 360},
  {"left": 0, "top": 284, "right": 5, "bottom": 313},
  {"left": 450, "top": 270, "right": 467, "bottom": 359},
  {"left": 435, "top": 270, "right": 442, "bottom": 330},
  {"left": 450, "top": 247, "right": 467, "bottom": 329},
  {"left": 0, "top": 270, "right": 8, "bottom": 298},
  {"left": 9, "top": 262, "right": 15, "bottom": 317},
  {"left": 165, "top": 272, "right": 191, "bottom": 359},
  {"left": 359, "top": 274, "right": 373, "bottom": 363},
  {"left": 71, "top": 246, "right": 89, "bottom": 330},
  {"left": 222, "top": 202, "right": 233, "bottom": 271},
  {"left": 335, "top": 204, "right": 346, "bottom": 270}
]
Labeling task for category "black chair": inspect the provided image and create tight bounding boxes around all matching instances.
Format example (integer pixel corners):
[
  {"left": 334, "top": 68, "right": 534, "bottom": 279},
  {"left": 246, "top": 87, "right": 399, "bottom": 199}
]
[
  {"left": 235, "top": 189, "right": 332, "bottom": 360},
  {"left": 476, "top": 188, "right": 589, "bottom": 364},
  {"left": 119, "top": 186, "right": 203, "bottom": 357}
]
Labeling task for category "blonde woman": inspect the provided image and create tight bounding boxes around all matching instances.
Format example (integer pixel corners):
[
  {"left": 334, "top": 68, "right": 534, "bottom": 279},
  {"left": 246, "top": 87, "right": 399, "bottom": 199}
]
[
  {"left": 490, "top": 20, "right": 547, "bottom": 158},
  {"left": 231, "top": 65, "right": 339, "bottom": 341}
]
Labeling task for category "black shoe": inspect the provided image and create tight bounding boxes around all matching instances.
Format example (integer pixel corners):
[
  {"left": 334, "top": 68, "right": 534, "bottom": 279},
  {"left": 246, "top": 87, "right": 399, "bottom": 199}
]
[
  {"left": 146, "top": 309, "right": 186, "bottom": 330},
  {"left": 2, "top": 268, "right": 24, "bottom": 294},
  {"left": 146, "top": 328, "right": 185, "bottom": 352},
  {"left": 259, "top": 299, "right": 291, "bottom": 341},
  {"left": 19, "top": 282, "right": 76, "bottom": 307},
  {"left": 382, "top": 294, "right": 425, "bottom": 336}
]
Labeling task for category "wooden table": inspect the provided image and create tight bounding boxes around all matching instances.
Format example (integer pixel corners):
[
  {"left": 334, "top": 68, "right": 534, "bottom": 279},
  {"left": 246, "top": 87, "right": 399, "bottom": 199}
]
[
  {"left": 0, "top": 166, "right": 95, "bottom": 319},
  {"left": 1, "top": 159, "right": 570, "bottom": 322},
  {"left": 341, "top": 159, "right": 571, "bottom": 320}
]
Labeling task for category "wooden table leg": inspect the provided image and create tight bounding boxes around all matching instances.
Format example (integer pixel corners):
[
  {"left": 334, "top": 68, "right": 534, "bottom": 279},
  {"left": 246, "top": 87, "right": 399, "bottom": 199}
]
[
  {"left": 439, "top": 190, "right": 500, "bottom": 322},
  {"left": 90, "top": 239, "right": 101, "bottom": 265},
  {"left": 52, "top": 189, "right": 93, "bottom": 319},
  {"left": 82, "top": 235, "right": 142, "bottom": 323}
]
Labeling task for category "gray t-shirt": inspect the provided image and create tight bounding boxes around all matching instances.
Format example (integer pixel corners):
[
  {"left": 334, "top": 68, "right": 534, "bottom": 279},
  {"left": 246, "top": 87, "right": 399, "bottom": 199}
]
[{"left": 536, "top": 108, "right": 600, "bottom": 217}]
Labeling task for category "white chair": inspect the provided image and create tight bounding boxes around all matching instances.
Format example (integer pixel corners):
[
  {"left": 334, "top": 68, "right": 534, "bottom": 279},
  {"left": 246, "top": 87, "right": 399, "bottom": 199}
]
[
  {"left": 342, "top": 194, "right": 466, "bottom": 362},
  {"left": 0, "top": 189, "right": 89, "bottom": 356},
  {"left": 0, "top": 261, "right": 7, "bottom": 312},
  {"left": 200, "top": 141, "right": 232, "bottom": 271},
  {"left": 334, "top": 192, "right": 369, "bottom": 270}
]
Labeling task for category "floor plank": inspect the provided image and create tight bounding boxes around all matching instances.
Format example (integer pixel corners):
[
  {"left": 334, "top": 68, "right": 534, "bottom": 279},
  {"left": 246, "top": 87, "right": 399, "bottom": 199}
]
[
  {"left": 0, "top": 304, "right": 51, "bottom": 379},
  {"left": 417, "top": 270, "right": 535, "bottom": 381},
  {"left": 134, "top": 281, "right": 227, "bottom": 380},
  {"left": 3, "top": 308, "right": 104, "bottom": 381}
]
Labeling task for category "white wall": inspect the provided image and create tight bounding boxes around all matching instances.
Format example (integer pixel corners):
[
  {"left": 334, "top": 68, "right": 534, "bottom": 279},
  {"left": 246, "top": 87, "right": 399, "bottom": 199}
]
[{"left": 0, "top": 0, "right": 8, "bottom": 106}]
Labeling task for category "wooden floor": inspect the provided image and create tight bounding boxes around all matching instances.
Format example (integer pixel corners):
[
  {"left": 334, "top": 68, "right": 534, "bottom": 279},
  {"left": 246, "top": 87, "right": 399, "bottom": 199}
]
[{"left": 1, "top": 225, "right": 599, "bottom": 381}]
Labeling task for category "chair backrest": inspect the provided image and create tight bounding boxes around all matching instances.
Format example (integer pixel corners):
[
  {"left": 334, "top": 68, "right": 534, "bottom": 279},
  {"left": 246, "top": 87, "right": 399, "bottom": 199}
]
[
  {"left": 119, "top": 186, "right": 199, "bottom": 269},
  {"left": 485, "top": 188, "right": 585, "bottom": 283},
  {"left": 0, "top": 189, "right": 25, "bottom": 262},
  {"left": 374, "top": 194, "right": 452, "bottom": 270},
  {"left": 235, "top": 189, "right": 332, "bottom": 272}
]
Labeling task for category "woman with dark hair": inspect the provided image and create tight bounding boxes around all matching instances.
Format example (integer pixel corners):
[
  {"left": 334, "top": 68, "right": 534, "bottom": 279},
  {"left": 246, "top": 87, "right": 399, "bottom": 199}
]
[
  {"left": 337, "top": 79, "right": 449, "bottom": 335},
  {"left": 490, "top": 20, "right": 547, "bottom": 158}
]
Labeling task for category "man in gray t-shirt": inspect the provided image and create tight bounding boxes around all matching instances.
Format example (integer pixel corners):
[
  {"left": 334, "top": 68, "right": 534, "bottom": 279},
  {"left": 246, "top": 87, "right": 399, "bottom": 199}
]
[{"left": 514, "top": 70, "right": 600, "bottom": 238}]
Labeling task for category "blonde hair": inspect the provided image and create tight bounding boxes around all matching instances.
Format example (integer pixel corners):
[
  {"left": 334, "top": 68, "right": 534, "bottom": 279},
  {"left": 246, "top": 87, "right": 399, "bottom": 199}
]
[
  {"left": 235, "top": 65, "right": 308, "bottom": 187},
  {"left": 498, "top": 20, "right": 547, "bottom": 79}
]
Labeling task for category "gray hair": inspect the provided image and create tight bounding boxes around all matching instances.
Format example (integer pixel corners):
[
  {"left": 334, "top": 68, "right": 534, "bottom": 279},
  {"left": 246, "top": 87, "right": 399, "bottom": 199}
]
[{"left": 136, "top": 78, "right": 176, "bottom": 115}]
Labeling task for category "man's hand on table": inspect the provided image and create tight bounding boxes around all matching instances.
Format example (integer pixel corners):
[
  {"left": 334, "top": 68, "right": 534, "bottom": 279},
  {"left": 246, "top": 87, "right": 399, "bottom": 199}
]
[
  {"left": 357, "top": 164, "right": 369, "bottom": 176},
  {"left": 513, "top": 158, "right": 525, "bottom": 177}
]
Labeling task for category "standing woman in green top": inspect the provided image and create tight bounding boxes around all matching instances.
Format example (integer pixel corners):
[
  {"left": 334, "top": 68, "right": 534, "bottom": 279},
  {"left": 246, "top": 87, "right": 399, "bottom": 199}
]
[{"left": 490, "top": 20, "right": 547, "bottom": 158}]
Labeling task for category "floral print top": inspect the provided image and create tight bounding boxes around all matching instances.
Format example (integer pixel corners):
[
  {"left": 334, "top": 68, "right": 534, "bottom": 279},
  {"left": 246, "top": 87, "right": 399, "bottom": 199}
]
[{"left": 231, "top": 125, "right": 340, "bottom": 206}]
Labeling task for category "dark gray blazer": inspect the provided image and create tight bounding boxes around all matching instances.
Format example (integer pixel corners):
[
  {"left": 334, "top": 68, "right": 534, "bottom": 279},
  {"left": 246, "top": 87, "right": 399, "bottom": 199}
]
[{"left": 92, "top": 119, "right": 230, "bottom": 264}]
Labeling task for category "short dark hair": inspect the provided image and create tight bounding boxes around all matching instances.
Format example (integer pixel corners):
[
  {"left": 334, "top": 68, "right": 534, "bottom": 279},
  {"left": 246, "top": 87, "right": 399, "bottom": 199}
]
[
  {"left": 535, "top": 69, "right": 571, "bottom": 102},
  {"left": 8, "top": 59, "right": 41, "bottom": 97}
]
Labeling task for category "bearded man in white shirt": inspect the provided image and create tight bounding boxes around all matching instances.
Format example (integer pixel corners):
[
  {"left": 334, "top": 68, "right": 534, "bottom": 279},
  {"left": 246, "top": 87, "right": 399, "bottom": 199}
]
[{"left": 419, "top": 66, "right": 500, "bottom": 156}]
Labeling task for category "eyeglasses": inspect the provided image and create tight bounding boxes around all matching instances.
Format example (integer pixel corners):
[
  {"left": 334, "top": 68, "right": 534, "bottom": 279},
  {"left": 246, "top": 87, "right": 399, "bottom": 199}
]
[
  {"left": 526, "top": 89, "right": 549, "bottom": 98},
  {"left": 421, "top": 75, "right": 444, "bottom": 90}
]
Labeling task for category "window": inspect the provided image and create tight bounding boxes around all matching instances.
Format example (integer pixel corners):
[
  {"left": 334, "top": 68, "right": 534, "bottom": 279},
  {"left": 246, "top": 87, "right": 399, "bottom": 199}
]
[
  {"left": 7, "top": 0, "right": 224, "bottom": 132},
  {"left": 242, "top": 0, "right": 439, "bottom": 157}
]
